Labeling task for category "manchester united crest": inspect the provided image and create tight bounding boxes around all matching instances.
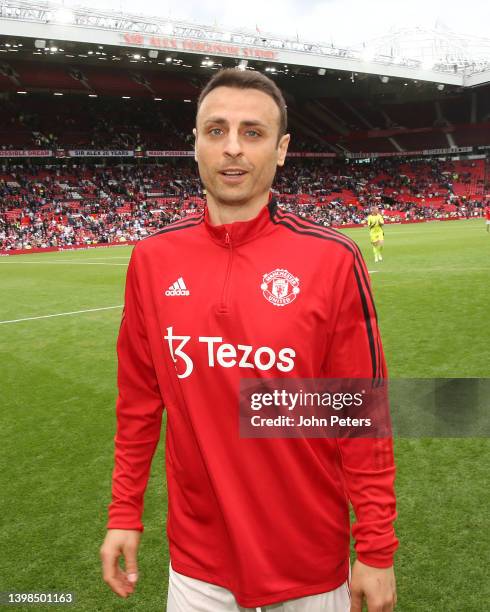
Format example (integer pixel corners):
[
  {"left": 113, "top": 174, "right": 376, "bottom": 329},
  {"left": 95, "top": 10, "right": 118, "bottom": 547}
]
[{"left": 261, "top": 269, "right": 300, "bottom": 307}]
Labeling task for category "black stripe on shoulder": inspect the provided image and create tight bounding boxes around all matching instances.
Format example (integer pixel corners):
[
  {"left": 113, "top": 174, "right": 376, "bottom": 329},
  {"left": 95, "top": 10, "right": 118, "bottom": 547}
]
[
  {"left": 272, "top": 208, "right": 380, "bottom": 381},
  {"left": 275, "top": 208, "right": 361, "bottom": 254},
  {"left": 273, "top": 210, "right": 357, "bottom": 256},
  {"left": 275, "top": 209, "right": 379, "bottom": 321},
  {"left": 170, "top": 211, "right": 205, "bottom": 226},
  {"left": 146, "top": 214, "right": 204, "bottom": 239}
]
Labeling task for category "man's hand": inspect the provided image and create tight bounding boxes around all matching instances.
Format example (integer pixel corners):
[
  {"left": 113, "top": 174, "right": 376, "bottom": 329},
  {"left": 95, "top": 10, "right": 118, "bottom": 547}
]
[
  {"left": 100, "top": 529, "right": 141, "bottom": 598},
  {"left": 350, "top": 559, "right": 397, "bottom": 612}
]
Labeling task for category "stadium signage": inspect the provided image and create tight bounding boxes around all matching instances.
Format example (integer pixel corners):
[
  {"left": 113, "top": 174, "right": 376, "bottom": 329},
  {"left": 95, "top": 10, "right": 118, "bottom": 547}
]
[
  {"left": 0, "top": 149, "right": 475, "bottom": 160},
  {"left": 146, "top": 151, "right": 337, "bottom": 158},
  {"left": 287, "top": 152, "right": 336, "bottom": 158},
  {"left": 0, "top": 150, "right": 52, "bottom": 157},
  {"left": 366, "top": 126, "right": 434, "bottom": 138},
  {"left": 420, "top": 146, "right": 473, "bottom": 156},
  {"left": 67, "top": 150, "right": 135, "bottom": 157},
  {"left": 122, "top": 33, "right": 278, "bottom": 60},
  {"left": 345, "top": 146, "right": 472, "bottom": 159},
  {"left": 146, "top": 150, "right": 194, "bottom": 157},
  {"left": 0, "top": 242, "right": 138, "bottom": 256}
]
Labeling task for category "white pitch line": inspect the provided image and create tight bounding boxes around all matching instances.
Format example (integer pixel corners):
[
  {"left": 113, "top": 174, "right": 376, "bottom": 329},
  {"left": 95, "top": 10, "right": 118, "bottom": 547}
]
[
  {"left": 0, "top": 305, "right": 123, "bottom": 325},
  {"left": 368, "top": 270, "right": 379, "bottom": 273},
  {"left": 2, "top": 256, "right": 131, "bottom": 262},
  {"left": 15, "top": 255, "right": 130, "bottom": 261},
  {"left": 61, "top": 256, "right": 132, "bottom": 260},
  {"left": 0, "top": 261, "right": 127, "bottom": 266}
]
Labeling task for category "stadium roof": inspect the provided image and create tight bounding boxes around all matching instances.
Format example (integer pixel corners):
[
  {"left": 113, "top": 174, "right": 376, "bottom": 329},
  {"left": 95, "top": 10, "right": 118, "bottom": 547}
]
[{"left": 1, "top": 0, "right": 489, "bottom": 87}]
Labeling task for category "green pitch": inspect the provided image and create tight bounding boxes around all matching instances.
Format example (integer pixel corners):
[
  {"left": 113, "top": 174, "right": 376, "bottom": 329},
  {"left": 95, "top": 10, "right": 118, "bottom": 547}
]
[{"left": 0, "top": 219, "right": 488, "bottom": 611}]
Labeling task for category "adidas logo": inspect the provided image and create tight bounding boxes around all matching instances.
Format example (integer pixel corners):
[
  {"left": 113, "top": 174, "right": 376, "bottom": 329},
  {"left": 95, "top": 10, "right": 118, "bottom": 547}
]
[{"left": 165, "top": 277, "right": 190, "bottom": 296}]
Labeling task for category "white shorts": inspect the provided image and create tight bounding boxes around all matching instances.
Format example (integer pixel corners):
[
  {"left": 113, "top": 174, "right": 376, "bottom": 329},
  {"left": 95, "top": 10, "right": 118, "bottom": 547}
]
[{"left": 166, "top": 562, "right": 351, "bottom": 612}]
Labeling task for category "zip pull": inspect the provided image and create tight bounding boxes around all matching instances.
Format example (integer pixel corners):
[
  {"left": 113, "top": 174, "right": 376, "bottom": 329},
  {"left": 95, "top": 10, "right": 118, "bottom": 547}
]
[{"left": 225, "top": 231, "right": 231, "bottom": 245}]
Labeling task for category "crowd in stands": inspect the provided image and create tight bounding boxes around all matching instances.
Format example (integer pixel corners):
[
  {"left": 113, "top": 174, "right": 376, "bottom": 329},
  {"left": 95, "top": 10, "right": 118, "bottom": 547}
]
[
  {"left": 3, "top": 89, "right": 490, "bottom": 154},
  {"left": 0, "top": 96, "right": 324, "bottom": 152},
  {"left": 0, "top": 157, "right": 488, "bottom": 251},
  {"left": 0, "top": 97, "right": 197, "bottom": 151}
]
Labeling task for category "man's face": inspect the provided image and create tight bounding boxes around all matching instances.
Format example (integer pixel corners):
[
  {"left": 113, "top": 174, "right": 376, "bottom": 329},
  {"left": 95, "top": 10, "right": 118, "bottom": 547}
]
[{"left": 194, "top": 86, "right": 290, "bottom": 208}]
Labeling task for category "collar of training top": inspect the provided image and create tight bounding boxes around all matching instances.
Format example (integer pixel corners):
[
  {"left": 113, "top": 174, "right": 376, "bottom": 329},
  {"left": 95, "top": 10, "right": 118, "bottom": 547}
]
[{"left": 203, "top": 197, "right": 278, "bottom": 247}]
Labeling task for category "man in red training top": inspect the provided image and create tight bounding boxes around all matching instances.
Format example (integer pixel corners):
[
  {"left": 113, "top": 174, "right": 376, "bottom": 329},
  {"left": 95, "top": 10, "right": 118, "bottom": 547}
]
[{"left": 100, "top": 69, "right": 398, "bottom": 611}]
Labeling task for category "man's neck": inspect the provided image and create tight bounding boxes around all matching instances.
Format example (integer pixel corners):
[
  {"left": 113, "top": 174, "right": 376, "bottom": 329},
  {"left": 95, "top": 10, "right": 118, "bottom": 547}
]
[{"left": 206, "top": 193, "right": 269, "bottom": 226}]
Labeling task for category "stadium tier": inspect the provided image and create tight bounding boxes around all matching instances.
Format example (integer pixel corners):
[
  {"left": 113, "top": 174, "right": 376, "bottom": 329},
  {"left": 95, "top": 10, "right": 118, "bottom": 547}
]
[
  {"left": 0, "top": 96, "right": 196, "bottom": 149},
  {"left": 1, "top": 88, "right": 490, "bottom": 152},
  {"left": 0, "top": 36, "right": 489, "bottom": 252},
  {"left": 0, "top": 55, "right": 490, "bottom": 153},
  {"left": 1, "top": 157, "right": 487, "bottom": 250}
]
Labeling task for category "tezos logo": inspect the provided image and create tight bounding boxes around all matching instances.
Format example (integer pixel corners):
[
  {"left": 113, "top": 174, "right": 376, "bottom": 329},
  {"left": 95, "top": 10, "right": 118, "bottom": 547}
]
[
  {"left": 261, "top": 269, "right": 300, "bottom": 307},
  {"left": 164, "top": 326, "right": 296, "bottom": 379}
]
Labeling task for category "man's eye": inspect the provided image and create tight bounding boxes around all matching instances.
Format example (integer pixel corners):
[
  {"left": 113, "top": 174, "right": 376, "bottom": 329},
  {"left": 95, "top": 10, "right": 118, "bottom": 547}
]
[
  {"left": 246, "top": 130, "right": 260, "bottom": 137},
  {"left": 209, "top": 128, "right": 223, "bottom": 136}
]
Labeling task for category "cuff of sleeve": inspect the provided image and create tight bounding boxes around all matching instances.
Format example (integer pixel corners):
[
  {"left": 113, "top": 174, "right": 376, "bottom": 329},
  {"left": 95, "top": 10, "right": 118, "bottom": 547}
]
[
  {"left": 107, "top": 500, "right": 144, "bottom": 533},
  {"left": 106, "top": 520, "right": 144, "bottom": 533},
  {"left": 356, "top": 549, "right": 396, "bottom": 569}
]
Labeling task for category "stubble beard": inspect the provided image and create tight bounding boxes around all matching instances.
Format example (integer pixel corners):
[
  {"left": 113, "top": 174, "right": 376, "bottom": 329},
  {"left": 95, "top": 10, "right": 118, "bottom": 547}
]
[
  {"left": 199, "top": 166, "right": 276, "bottom": 209},
  {"left": 201, "top": 172, "right": 254, "bottom": 208}
]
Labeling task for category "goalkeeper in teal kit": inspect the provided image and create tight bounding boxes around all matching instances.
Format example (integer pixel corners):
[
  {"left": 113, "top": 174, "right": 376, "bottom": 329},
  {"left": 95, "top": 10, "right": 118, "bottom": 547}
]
[{"left": 100, "top": 69, "right": 398, "bottom": 611}]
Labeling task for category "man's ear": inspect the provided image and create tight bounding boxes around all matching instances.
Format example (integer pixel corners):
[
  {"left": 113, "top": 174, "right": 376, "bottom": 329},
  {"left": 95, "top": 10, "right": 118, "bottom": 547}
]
[
  {"left": 277, "top": 133, "right": 290, "bottom": 167},
  {"left": 193, "top": 127, "right": 198, "bottom": 162}
]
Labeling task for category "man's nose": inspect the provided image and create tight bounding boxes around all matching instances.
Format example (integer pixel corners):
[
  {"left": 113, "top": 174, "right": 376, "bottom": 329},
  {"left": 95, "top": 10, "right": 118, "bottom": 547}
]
[{"left": 223, "top": 131, "right": 243, "bottom": 157}]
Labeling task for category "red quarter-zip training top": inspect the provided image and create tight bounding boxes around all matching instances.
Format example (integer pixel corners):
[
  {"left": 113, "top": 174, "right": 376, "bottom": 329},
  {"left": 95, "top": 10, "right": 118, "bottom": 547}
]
[{"left": 107, "top": 198, "right": 398, "bottom": 607}]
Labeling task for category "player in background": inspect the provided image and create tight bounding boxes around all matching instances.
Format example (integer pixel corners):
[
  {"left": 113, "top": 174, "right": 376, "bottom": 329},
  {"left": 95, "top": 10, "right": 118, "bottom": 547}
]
[
  {"left": 367, "top": 206, "right": 385, "bottom": 262},
  {"left": 485, "top": 203, "right": 490, "bottom": 232}
]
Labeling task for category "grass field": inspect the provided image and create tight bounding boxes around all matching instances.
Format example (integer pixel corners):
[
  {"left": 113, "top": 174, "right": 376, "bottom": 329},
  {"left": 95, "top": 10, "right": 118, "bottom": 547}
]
[{"left": 0, "top": 218, "right": 488, "bottom": 611}]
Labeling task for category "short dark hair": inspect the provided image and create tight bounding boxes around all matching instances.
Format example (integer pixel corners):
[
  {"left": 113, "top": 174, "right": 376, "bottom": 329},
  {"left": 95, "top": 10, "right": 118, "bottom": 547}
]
[{"left": 196, "top": 68, "right": 287, "bottom": 139}]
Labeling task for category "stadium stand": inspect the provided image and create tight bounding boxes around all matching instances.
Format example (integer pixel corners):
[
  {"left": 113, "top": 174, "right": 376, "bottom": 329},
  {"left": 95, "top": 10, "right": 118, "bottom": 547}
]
[
  {"left": 382, "top": 101, "right": 437, "bottom": 130},
  {"left": 1, "top": 157, "right": 487, "bottom": 250},
  {"left": 0, "top": 52, "right": 489, "bottom": 251},
  {"left": 0, "top": 60, "right": 200, "bottom": 98},
  {"left": 0, "top": 95, "right": 196, "bottom": 149},
  {"left": 1, "top": 58, "right": 490, "bottom": 154}
]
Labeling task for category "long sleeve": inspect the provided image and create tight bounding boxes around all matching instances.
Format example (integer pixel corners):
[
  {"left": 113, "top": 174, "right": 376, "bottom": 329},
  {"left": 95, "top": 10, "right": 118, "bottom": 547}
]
[
  {"left": 107, "top": 247, "right": 165, "bottom": 532},
  {"left": 325, "top": 248, "right": 398, "bottom": 568}
]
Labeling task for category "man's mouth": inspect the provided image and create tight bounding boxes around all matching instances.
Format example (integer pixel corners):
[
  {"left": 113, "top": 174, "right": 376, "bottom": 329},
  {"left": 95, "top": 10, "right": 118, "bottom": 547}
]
[
  {"left": 218, "top": 169, "right": 249, "bottom": 184},
  {"left": 220, "top": 169, "right": 248, "bottom": 176}
]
